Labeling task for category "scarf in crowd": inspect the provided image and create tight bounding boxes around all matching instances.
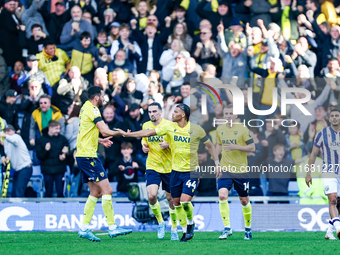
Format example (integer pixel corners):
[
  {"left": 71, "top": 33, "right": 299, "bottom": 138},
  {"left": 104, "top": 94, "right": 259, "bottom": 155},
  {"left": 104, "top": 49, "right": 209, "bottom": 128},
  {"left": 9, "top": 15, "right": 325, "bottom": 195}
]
[{"left": 282, "top": 6, "right": 291, "bottom": 39}]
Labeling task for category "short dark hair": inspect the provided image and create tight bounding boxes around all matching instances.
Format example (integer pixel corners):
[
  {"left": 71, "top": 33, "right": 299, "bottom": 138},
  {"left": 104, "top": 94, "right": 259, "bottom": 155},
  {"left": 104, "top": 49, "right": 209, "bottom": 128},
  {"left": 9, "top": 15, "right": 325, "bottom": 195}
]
[
  {"left": 182, "top": 81, "right": 190, "bottom": 87},
  {"left": 88, "top": 86, "right": 103, "bottom": 100},
  {"left": 80, "top": 31, "right": 91, "bottom": 41},
  {"left": 31, "top": 24, "right": 42, "bottom": 31},
  {"left": 329, "top": 57, "right": 338, "bottom": 62},
  {"left": 175, "top": 6, "right": 186, "bottom": 12},
  {"left": 176, "top": 103, "right": 190, "bottom": 121},
  {"left": 119, "top": 23, "right": 130, "bottom": 31},
  {"left": 48, "top": 120, "right": 60, "bottom": 128},
  {"left": 330, "top": 108, "right": 340, "bottom": 114},
  {"left": 121, "top": 142, "right": 133, "bottom": 150},
  {"left": 310, "top": 0, "right": 319, "bottom": 7},
  {"left": 39, "top": 94, "right": 51, "bottom": 102},
  {"left": 43, "top": 41, "right": 55, "bottom": 48},
  {"left": 148, "top": 102, "right": 162, "bottom": 111},
  {"left": 248, "top": 127, "right": 259, "bottom": 135}
]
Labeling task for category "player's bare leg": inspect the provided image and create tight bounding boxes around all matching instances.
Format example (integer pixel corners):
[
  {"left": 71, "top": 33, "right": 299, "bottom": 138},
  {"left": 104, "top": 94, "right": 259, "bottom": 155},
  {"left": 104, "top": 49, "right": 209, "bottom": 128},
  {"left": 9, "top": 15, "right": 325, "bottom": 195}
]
[
  {"left": 218, "top": 188, "right": 232, "bottom": 240},
  {"left": 96, "top": 179, "right": 132, "bottom": 237},
  {"left": 327, "top": 193, "right": 340, "bottom": 239},
  {"left": 78, "top": 182, "right": 102, "bottom": 242},
  {"left": 166, "top": 192, "right": 179, "bottom": 240},
  {"left": 147, "top": 184, "right": 166, "bottom": 239},
  {"left": 240, "top": 196, "right": 252, "bottom": 240}
]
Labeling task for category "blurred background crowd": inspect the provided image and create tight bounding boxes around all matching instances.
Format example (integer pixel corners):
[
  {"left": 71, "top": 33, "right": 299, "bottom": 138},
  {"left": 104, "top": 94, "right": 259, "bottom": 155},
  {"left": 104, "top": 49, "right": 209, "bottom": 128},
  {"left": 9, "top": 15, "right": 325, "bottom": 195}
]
[{"left": 0, "top": 0, "right": 339, "bottom": 203}]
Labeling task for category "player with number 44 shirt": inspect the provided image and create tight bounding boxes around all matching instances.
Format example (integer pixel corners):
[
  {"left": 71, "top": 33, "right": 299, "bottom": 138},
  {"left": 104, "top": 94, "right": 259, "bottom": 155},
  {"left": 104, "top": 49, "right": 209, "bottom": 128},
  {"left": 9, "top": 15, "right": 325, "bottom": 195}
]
[
  {"left": 125, "top": 104, "right": 220, "bottom": 242},
  {"left": 216, "top": 105, "right": 256, "bottom": 240}
]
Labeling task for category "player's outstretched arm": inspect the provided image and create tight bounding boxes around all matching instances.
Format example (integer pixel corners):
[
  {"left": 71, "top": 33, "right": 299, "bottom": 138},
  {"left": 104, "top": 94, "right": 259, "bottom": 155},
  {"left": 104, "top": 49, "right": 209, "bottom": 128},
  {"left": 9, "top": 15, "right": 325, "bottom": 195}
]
[
  {"left": 96, "top": 121, "right": 126, "bottom": 137},
  {"left": 125, "top": 129, "right": 157, "bottom": 138},
  {"left": 306, "top": 145, "right": 320, "bottom": 187}
]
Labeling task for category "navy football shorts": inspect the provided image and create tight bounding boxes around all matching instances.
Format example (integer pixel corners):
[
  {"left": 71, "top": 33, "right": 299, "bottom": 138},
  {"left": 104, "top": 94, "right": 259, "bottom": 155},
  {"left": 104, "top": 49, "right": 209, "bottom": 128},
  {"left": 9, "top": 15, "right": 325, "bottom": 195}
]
[
  {"left": 145, "top": 170, "right": 171, "bottom": 193},
  {"left": 217, "top": 172, "right": 250, "bottom": 197},
  {"left": 76, "top": 157, "right": 107, "bottom": 183},
  {"left": 170, "top": 170, "right": 199, "bottom": 198}
]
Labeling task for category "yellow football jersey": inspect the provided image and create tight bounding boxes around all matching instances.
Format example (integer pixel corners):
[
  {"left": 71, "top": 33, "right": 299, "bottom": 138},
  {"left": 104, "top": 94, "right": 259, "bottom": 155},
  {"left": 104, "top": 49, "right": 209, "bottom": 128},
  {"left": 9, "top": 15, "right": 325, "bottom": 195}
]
[
  {"left": 156, "top": 121, "right": 210, "bottom": 172},
  {"left": 142, "top": 119, "right": 172, "bottom": 174},
  {"left": 216, "top": 124, "right": 254, "bottom": 173},
  {"left": 76, "top": 101, "right": 103, "bottom": 158}
]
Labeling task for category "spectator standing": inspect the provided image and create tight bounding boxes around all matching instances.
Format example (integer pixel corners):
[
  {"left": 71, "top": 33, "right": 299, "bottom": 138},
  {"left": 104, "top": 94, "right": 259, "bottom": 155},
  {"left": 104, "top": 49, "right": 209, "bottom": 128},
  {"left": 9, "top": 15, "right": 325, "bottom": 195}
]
[
  {"left": 0, "top": 0, "right": 24, "bottom": 68},
  {"left": 36, "top": 120, "right": 69, "bottom": 197},
  {"left": 36, "top": 42, "right": 70, "bottom": 87},
  {"left": 20, "top": 79, "right": 45, "bottom": 150},
  {"left": 17, "top": 55, "right": 52, "bottom": 96},
  {"left": 60, "top": 5, "right": 95, "bottom": 46},
  {"left": 53, "top": 66, "right": 89, "bottom": 114},
  {"left": 21, "top": 0, "right": 49, "bottom": 39},
  {"left": 131, "top": 18, "right": 171, "bottom": 74},
  {"left": 9, "top": 61, "right": 24, "bottom": 94},
  {"left": 0, "top": 90, "right": 20, "bottom": 132},
  {"left": 39, "top": 0, "right": 70, "bottom": 45},
  {"left": 195, "top": 0, "right": 232, "bottom": 35},
  {"left": 29, "top": 94, "right": 64, "bottom": 147},
  {"left": 0, "top": 125, "right": 32, "bottom": 197},
  {"left": 19, "top": 24, "right": 50, "bottom": 55}
]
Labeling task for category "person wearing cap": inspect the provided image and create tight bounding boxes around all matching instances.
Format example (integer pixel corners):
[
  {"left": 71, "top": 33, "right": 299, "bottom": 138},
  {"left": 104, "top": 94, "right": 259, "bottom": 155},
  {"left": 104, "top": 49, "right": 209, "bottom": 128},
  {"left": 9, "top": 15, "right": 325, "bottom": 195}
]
[
  {"left": 0, "top": 0, "right": 25, "bottom": 69},
  {"left": 195, "top": 0, "right": 233, "bottom": 36},
  {"left": 0, "top": 125, "right": 32, "bottom": 197},
  {"left": 0, "top": 89, "right": 20, "bottom": 133},
  {"left": 18, "top": 23, "right": 50, "bottom": 55},
  {"left": 60, "top": 5, "right": 96, "bottom": 46},
  {"left": 224, "top": 18, "right": 247, "bottom": 49},
  {"left": 108, "top": 22, "right": 120, "bottom": 43},
  {"left": 17, "top": 54, "right": 52, "bottom": 96},
  {"left": 131, "top": 17, "right": 171, "bottom": 74},
  {"left": 39, "top": 0, "right": 70, "bottom": 45},
  {"left": 21, "top": 0, "right": 49, "bottom": 40},
  {"left": 36, "top": 41, "right": 70, "bottom": 87}
]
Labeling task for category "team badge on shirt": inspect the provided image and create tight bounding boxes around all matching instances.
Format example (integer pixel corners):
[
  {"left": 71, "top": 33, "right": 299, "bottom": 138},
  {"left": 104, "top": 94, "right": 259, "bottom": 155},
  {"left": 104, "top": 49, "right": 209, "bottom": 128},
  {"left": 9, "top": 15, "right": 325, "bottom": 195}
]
[{"left": 93, "top": 108, "right": 100, "bottom": 116}]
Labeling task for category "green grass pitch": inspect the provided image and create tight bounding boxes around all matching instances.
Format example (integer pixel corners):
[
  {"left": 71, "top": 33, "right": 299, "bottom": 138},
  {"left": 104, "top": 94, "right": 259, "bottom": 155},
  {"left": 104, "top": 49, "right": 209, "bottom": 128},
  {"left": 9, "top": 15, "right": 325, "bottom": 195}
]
[{"left": 0, "top": 232, "right": 339, "bottom": 255}]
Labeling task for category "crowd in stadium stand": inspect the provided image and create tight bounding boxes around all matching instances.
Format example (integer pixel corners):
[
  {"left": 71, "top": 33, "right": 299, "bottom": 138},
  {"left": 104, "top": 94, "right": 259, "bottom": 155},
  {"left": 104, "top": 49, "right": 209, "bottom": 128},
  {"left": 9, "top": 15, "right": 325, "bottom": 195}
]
[{"left": 0, "top": 0, "right": 339, "bottom": 200}]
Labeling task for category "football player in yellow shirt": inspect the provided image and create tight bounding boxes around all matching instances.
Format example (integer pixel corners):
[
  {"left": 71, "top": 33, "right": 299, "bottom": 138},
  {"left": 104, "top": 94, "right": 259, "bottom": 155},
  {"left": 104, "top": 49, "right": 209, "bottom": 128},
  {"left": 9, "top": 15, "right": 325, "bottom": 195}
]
[
  {"left": 142, "top": 102, "right": 178, "bottom": 240},
  {"left": 216, "top": 105, "right": 255, "bottom": 240},
  {"left": 125, "top": 103, "right": 220, "bottom": 242},
  {"left": 76, "top": 82, "right": 131, "bottom": 241}
]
